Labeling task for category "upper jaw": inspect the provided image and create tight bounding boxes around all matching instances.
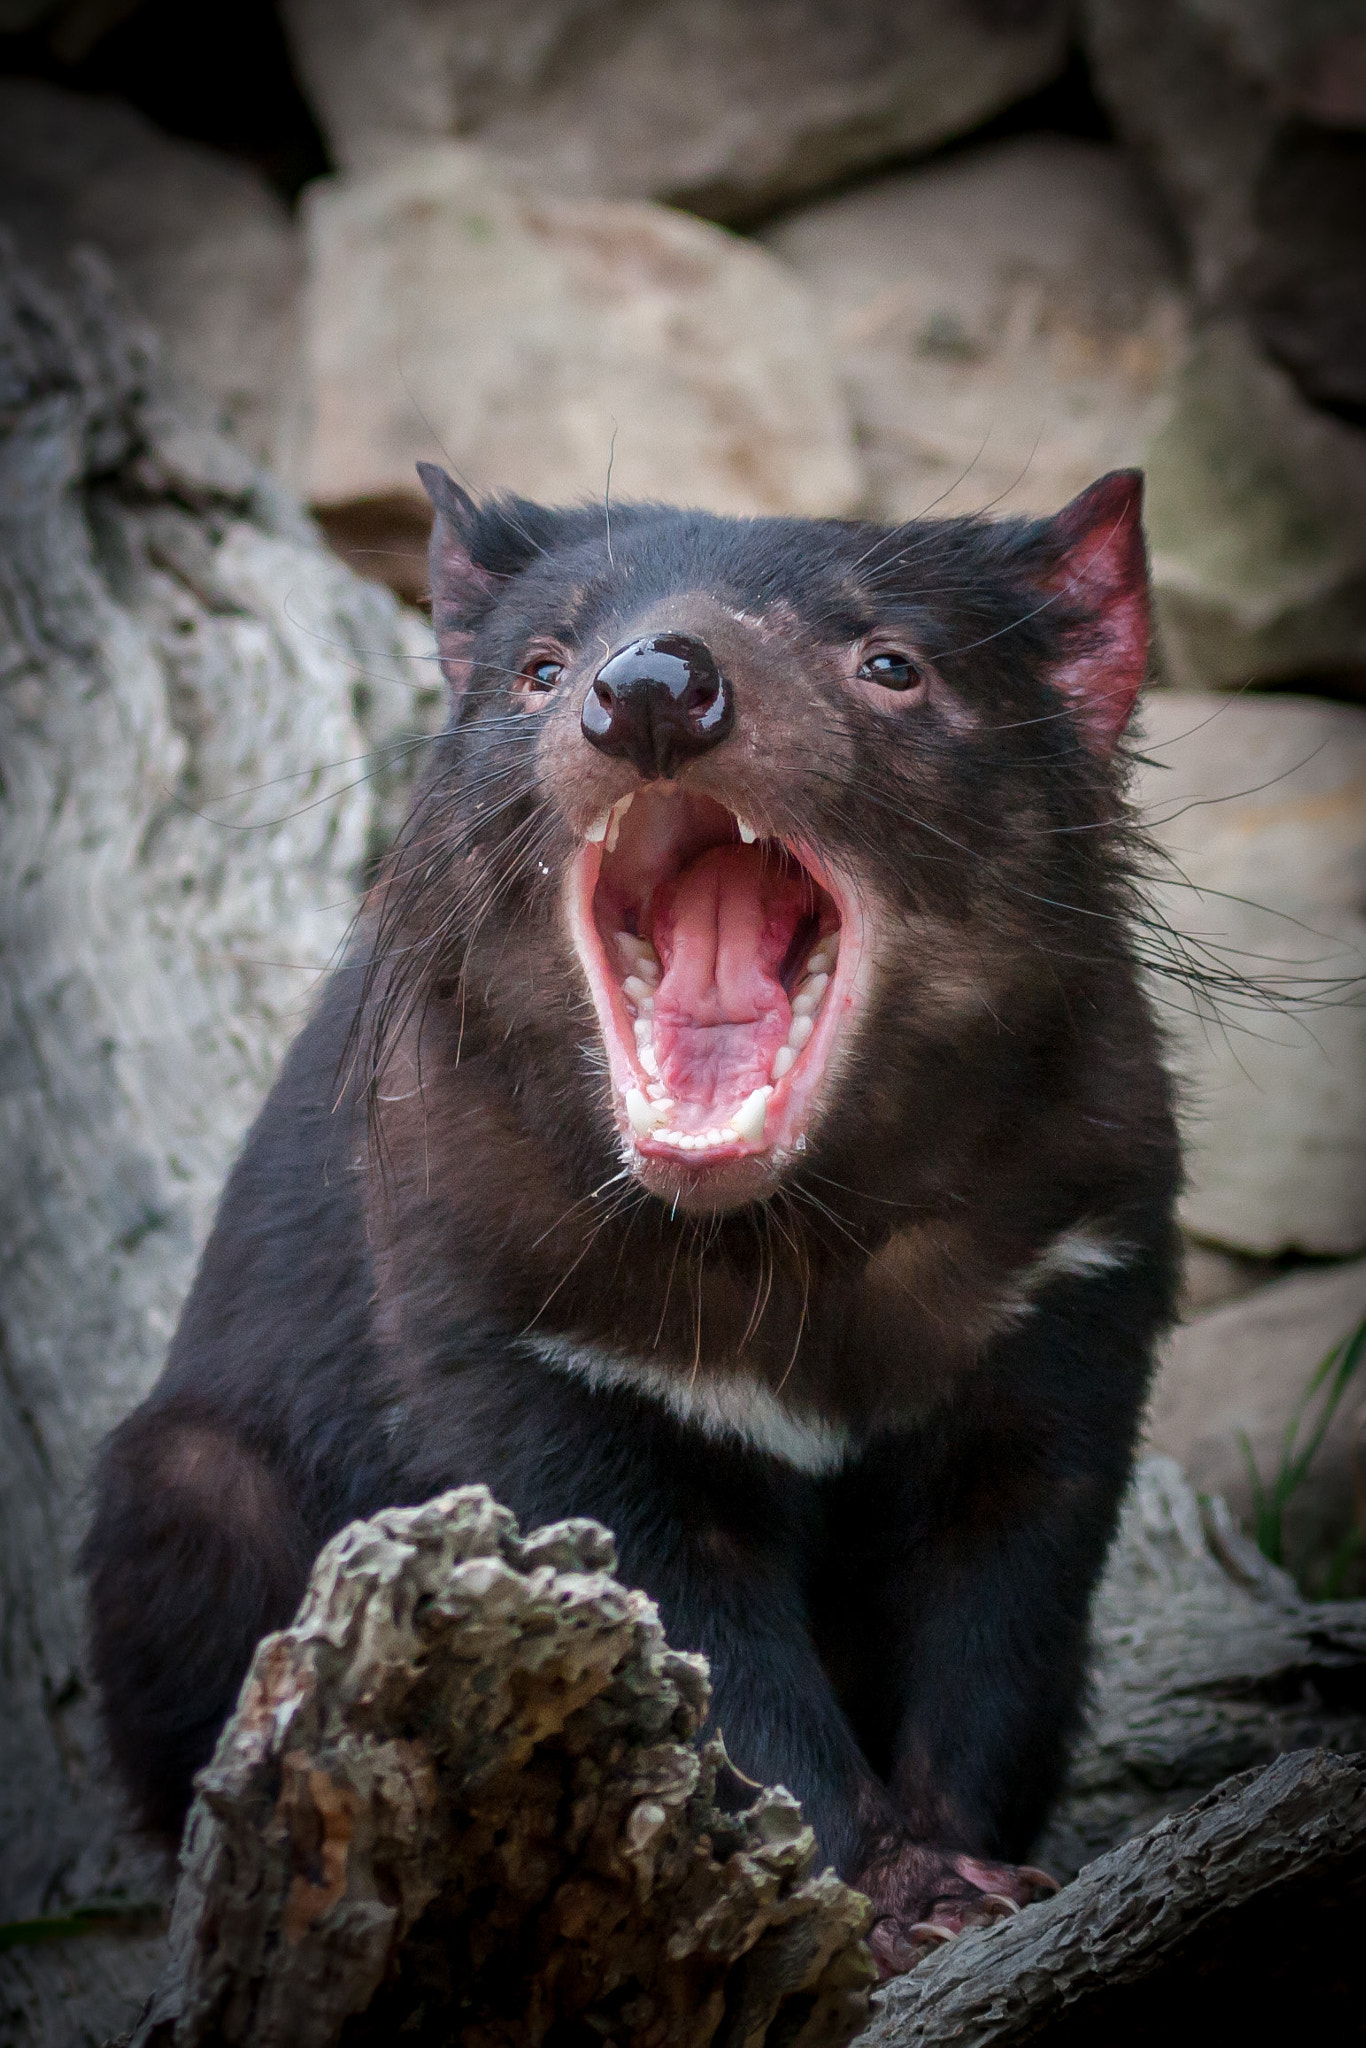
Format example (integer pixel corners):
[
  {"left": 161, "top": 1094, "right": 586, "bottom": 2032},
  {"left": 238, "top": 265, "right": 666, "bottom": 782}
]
[{"left": 564, "top": 782, "right": 871, "bottom": 1209}]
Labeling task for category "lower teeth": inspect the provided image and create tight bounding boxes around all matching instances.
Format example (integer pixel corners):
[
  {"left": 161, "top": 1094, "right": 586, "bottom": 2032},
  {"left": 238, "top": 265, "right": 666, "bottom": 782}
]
[{"left": 617, "top": 930, "right": 838, "bottom": 1153}]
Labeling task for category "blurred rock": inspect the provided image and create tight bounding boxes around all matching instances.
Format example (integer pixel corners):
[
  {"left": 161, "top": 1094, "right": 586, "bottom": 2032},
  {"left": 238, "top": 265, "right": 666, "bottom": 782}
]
[
  {"left": 765, "top": 137, "right": 1366, "bottom": 690},
  {"left": 1147, "top": 1260, "right": 1366, "bottom": 1595},
  {"left": 1135, "top": 690, "right": 1366, "bottom": 1257},
  {"left": 1082, "top": 0, "right": 1366, "bottom": 427},
  {"left": 1143, "top": 321, "right": 1366, "bottom": 692},
  {"left": 1177, "top": 1238, "right": 1277, "bottom": 1319},
  {"left": 279, "top": 0, "right": 1068, "bottom": 223},
  {"left": 299, "top": 143, "right": 861, "bottom": 571},
  {"left": 0, "top": 79, "right": 304, "bottom": 474},
  {"left": 761, "top": 135, "right": 1190, "bottom": 524}
]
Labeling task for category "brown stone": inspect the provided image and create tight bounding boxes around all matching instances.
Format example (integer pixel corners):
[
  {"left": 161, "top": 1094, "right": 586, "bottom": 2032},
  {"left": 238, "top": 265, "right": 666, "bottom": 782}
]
[
  {"left": 298, "top": 144, "right": 861, "bottom": 548},
  {"left": 1147, "top": 1260, "right": 1366, "bottom": 1594},
  {"left": 1135, "top": 690, "right": 1366, "bottom": 1255}
]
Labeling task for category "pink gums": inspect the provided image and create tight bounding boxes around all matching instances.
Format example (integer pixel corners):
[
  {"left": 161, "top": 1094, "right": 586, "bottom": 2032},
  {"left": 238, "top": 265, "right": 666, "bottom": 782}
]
[{"left": 650, "top": 846, "right": 814, "bottom": 1128}]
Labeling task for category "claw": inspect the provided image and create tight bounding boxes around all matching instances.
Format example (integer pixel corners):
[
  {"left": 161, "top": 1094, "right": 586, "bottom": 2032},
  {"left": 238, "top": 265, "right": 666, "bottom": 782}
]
[
  {"left": 1017, "top": 1865, "right": 1061, "bottom": 1895},
  {"left": 907, "top": 1921, "right": 956, "bottom": 1945},
  {"left": 979, "top": 1892, "right": 1021, "bottom": 1915}
]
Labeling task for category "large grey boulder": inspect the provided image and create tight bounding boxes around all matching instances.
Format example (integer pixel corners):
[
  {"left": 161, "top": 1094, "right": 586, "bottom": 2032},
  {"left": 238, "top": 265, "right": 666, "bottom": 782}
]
[
  {"left": 1135, "top": 691, "right": 1366, "bottom": 1256},
  {"left": 0, "top": 79, "right": 305, "bottom": 475},
  {"left": 765, "top": 136, "right": 1366, "bottom": 691},
  {"left": 1148, "top": 1259, "right": 1366, "bottom": 1596},
  {"left": 298, "top": 143, "right": 861, "bottom": 572},
  {"left": 0, "top": 245, "right": 431, "bottom": 2048},
  {"left": 279, "top": 0, "right": 1068, "bottom": 223}
]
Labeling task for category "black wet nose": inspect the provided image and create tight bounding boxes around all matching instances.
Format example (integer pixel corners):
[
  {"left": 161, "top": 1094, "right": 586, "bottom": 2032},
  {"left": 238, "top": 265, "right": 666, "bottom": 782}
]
[{"left": 581, "top": 633, "right": 733, "bottom": 779}]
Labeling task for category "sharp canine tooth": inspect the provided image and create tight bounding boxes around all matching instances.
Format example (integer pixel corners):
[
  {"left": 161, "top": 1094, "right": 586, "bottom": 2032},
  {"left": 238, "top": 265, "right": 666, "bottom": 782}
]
[
  {"left": 792, "top": 973, "right": 829, "bottom": 1016},
  {"left": 604, "top": 793, "right": 633, "bottom": 853},
  {"left": 737, "top": 819, "right": 758, "bottom": 845},
  {"left": 731, "top": 1086, "right": 771, "bottom": 1143},
  {"left": 586, "top": 809, "right": 611, "bottom": 844},
  {"left": 625, "top": 1087, "right": 663, "bottom": 1135},
  {"left": 788, "top": 1014, "right": 814, "bottom": 1051},
  {"left": 771, "top": 1045, "right": 796, "bottom": 1080}
]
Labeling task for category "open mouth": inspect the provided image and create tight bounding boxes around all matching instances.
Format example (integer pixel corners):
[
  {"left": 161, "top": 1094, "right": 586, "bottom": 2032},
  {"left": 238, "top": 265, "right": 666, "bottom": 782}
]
[{"left": 566, "top": 788, "right": 866, "bottom": 1192}]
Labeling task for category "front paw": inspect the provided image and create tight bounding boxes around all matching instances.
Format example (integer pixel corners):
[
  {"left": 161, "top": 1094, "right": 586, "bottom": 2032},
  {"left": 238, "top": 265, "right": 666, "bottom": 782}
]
[{"left": 856, "top": 1844, "right": 1059, "bottom": 1979}]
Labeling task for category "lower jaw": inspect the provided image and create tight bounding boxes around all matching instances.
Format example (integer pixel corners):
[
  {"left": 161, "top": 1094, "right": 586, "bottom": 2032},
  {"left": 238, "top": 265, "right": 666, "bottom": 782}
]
[{"left": 566, "top": 845, "right": 869, "bottom": 1213}]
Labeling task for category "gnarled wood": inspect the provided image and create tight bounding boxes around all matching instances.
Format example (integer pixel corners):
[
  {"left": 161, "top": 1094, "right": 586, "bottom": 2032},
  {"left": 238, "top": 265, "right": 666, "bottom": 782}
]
[
  {"left": 126, "top": 1488, "right": 875, "bottom": 2048},
  {"left": 867, "top": 1748, "right": 1366, "bottom": 2045}
]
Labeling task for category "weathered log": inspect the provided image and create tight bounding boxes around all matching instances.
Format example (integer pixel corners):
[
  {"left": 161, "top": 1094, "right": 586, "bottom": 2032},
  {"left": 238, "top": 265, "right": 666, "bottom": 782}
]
[
  {"left": 1037, "top": 1456, "right": 1366, "bottom": 1877},
  {"left": 125, "top": 1488, "right": 875, "bottom": 2048},
  {"left": 118, "top": 1466, "right": 1366, "bottom": 2048},
  {"left": 866, "top": 1747, "right": 1366, "bottom": 2044}
]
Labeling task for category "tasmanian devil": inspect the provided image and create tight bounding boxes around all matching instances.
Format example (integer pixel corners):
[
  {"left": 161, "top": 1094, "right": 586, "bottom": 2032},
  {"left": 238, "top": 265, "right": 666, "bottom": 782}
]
[{"left": 85, "top": 465, "right": 1180, "bottom": 1974}]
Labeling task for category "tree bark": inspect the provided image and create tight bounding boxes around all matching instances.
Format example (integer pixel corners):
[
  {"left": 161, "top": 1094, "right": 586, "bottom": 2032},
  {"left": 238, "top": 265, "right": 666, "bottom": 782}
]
[
  {"left": 866, "top": 1747, "right": 1366, "bottom": 2045},
  {"left": 123, "top": 1489, "right": 875, "bottom": 2048},
  {"left": 1036, "top": 1455, "right": 1366, "bottom": 1876}
]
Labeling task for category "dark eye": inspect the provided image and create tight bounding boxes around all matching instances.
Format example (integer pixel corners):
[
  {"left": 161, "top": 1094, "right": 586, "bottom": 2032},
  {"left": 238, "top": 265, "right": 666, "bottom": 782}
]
[
  {"left": 858, "top": 650, "right": 922, "bottom": 691},
  {"left": 524, "top": 658, "right": 564, "bottom": 692}
]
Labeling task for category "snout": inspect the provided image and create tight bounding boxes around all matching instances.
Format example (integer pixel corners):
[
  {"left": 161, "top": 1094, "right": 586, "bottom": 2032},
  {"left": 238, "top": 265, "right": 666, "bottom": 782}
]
[{"left": 581, "top": 633, "right": 733, "bottom": 779}]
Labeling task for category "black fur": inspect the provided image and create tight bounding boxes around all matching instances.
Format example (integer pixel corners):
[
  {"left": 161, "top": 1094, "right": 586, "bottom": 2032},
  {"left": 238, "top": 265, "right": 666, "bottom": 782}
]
[{"left": 84, "top": 480, "right": 1181, "bottom": 1957}]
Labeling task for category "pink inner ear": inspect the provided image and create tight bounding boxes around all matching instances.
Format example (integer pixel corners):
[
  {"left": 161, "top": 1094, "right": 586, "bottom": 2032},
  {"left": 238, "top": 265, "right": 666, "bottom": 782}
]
[
  {"left": 429, "top": 515, "right": 501, "bottom": 707},
  {"left": 1045, "top": 470, "right": 1150, "bottom": 754}
]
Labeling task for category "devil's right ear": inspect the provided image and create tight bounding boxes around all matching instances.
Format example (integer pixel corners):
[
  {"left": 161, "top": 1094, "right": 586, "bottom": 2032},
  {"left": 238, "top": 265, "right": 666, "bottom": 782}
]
[{"left": 417, "top": 462, "right": 502, "bottom": 704}]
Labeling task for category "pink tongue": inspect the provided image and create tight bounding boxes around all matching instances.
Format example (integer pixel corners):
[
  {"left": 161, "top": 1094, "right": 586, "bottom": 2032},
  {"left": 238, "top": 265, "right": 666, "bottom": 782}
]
[{"left": 651, "top": 847, "right": 810, "bottom": 1124}]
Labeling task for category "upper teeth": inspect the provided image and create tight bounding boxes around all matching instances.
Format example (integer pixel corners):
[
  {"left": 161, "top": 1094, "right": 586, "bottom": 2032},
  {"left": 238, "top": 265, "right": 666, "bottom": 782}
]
[
  {"left": 618, "top": 931, "right": 840, "bottom": 1156},
  {"left": 737, "top": 819, "right": 758, "bottom": 844}
]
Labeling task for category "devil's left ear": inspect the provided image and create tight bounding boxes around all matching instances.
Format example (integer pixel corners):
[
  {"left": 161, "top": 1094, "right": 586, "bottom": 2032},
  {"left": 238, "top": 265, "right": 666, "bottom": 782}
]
[
  {"left": 417, "top": 462, "right": 503, "bottom": 706},
  {"left": 1039, "top": 469, "right": 1150, "bottom": 754}
]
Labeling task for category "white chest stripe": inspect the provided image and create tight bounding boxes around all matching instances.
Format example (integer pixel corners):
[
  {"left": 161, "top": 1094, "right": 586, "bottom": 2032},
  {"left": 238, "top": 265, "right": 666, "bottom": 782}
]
[
  {"left": 530, "top": 1230, "right": 1128, "bottom": 1468},
  {"left": 991, "top": 1227, "right": 1132, "bottom": 1329},
  {"left": 528, "top": 1338, "right": 853, "bottom": 1475}
]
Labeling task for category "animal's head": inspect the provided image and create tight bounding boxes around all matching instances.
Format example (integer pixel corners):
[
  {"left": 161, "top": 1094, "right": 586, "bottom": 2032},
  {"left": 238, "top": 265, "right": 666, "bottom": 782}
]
[{"left": 371, "top": 469, "right": 1150, "bottom": 1214}]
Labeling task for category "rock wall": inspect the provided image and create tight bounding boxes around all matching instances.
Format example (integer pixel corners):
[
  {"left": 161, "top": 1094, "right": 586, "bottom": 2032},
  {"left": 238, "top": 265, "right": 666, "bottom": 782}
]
[
  {"left": 278, "top": 0, "right": 1070, "bottom": 220},
  {"left": 0, "top": 244, "right": 432, "bottom": 2046}
]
